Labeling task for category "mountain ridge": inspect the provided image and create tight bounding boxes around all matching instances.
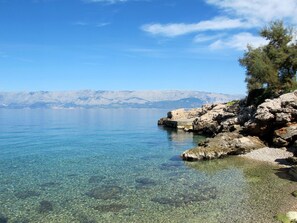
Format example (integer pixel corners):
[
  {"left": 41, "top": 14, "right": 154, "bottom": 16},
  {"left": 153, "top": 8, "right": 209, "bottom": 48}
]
[{"left": 0, "top": 90, "right": 243, "bottom": 109}]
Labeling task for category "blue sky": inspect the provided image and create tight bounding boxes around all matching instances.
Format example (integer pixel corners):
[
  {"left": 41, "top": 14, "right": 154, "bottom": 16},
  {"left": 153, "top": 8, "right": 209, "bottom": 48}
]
[{"left": 0, "top": 0, "right": 296, "bottom": 94}]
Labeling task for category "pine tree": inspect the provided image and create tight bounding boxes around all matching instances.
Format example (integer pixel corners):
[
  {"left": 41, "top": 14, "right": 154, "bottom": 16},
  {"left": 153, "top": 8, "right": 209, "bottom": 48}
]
[{"left": 239, "top": 21, "right": 297, "bottom": 93}]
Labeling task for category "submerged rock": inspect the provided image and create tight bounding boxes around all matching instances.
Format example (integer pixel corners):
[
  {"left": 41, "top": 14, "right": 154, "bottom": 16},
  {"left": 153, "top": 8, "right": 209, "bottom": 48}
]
[
  {"left": 77, "top": 214, "right": 97, "bottom": 223},
  {"left": 0, "top": 213, "right": 8, "bottom": 223},
  {"left": 86, "top": 186, "right": 123, "bottom": 200},
  {"left": 12, "top": 218, "right": 30, "bottom": 223},
  {"left": 39, "top": 182, "right": 61, "bottom": 189},
  {"left": 182, "top": 132, "right": 265, "bottom": 161},
  {"left": 151, "top": 187, "right": 217, "bottom": 207},
  {"left": 15, "top": 190, "right": 41, "bottom": 199},
  {"left": 94, "top": 204, "right": 128, "bottom": 213},
  {"left": 38, "top": 200, "right": 53, "bottom": 213},
  {"left": 160, "top": 162, "right": 184, "bottom": 170},
  {"left": 88, "top": 175, "right": 105, "bottom": 184},
  {"left": 135, "top": 178, "right": 157, "bottom": 189}
]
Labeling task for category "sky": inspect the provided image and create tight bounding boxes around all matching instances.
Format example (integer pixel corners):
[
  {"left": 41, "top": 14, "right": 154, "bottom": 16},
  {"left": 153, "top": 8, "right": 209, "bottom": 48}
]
[{"left": 0, "top": 0, "right": 297, "bottom": 94}]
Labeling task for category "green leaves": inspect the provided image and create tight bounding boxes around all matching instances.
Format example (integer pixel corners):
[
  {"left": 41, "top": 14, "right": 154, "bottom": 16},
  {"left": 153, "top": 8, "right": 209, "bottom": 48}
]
[{"left": 240, "top": 20, "right": 297, "bottom": 94}]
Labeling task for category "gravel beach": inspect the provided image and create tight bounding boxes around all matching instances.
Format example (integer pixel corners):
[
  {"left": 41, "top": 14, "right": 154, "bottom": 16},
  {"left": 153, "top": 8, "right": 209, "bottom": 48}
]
[{"left": 240, "top": 147, "right": 294, "bottom": 167}]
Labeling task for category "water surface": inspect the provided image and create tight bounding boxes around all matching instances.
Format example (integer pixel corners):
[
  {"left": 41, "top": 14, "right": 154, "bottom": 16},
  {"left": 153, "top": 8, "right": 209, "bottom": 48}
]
[{"left": 0, "top": 109, "right": 295, "bottom": 223}]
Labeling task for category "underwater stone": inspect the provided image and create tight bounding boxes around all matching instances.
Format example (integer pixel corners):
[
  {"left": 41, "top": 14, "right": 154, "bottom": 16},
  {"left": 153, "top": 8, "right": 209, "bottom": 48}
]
[
  {"left": 94, "top": 204, "right": 128, "bottom": 213},
  {"left": 135, "top": 178, "right": 157, "bottom": 189},
  {"left": 88, "top": 175, "right": 105, "bottom": 184},
  {"left": 86, "top": 186, "right": 123, "bottom": 200},
  {"left": 159, "top": 162, "right": 183, "bottom": 170},
  {"left": 40, "top": 182, "right": 60, "bottom": 188},
  {"left": 151, "top": 187, "right": 217, "bottom": 207},
  {"left": 169, "top": 155, "right": 183, "bottom": 162},
  {"left": 13, "top": 219, "right": 30, "bottom": 223},
  {"left": 292, "top": 191, "right": 297, "bottom": 197},
  {"left": 38, "top": 200, "right": 53, "bottom": 213},
  {"left": 15, "top": 190, "right": 41, "bottom": 199},
  {"left": 0, "top": 213, "right": 8, "bottom": 223},
  {"left": 77, "top": 214, "right": 97, "bottom": 223}
]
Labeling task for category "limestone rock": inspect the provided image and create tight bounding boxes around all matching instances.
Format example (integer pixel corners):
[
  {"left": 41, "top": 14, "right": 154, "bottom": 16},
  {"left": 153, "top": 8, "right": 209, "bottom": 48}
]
[
  {"left": 244, "top": 91, "right": 297, "bottom": 138},
  {"left": 167, "top": 109, "right": 188, "bottom": 120},
  {"left": 287, "top": 211, "right": 297, "bottom": 221},
  {"left": 273, "top": 124, "right": 297, "bottom": 147},
  {"left": 192, "top": 103, "right": 239, "bottom": 135},
  {"left": 181, "top": 132, "right": 265, "bottom": 161}
]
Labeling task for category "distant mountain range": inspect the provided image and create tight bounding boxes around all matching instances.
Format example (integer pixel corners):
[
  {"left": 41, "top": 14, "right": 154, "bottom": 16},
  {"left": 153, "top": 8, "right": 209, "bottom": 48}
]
[{"left": 0, "top": 90, "right": 244, "bottom": 109}]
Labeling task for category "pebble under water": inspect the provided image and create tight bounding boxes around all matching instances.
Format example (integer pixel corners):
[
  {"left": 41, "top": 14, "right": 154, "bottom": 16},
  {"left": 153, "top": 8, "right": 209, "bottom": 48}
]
[{"left": 0, "top": 109, "right": 296, "bottom": 223}]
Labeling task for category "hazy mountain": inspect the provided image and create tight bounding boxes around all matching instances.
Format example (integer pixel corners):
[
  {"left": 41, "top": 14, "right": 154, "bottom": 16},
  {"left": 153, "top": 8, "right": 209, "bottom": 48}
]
[{"left": 0, "top": 90, "right": 243, "bottom": 109}]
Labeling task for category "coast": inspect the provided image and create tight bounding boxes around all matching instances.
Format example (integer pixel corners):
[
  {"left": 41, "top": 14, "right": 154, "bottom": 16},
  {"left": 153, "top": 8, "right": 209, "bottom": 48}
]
[
  {"left": 158, "top": 90, "right": 297, "bottom": 172},
  {"left": 158, "top": 90, "right": 297, "bottom": 222}
]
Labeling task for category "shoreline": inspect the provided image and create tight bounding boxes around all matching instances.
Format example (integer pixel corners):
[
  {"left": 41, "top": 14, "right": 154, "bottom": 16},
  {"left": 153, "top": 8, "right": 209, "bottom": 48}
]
[{"left": 239, "top": 147, "right": 294, "bottom": 167}]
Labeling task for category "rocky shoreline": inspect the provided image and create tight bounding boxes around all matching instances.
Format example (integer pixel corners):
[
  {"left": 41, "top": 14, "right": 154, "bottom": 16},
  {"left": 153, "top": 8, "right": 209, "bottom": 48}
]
[{"left": 158, "top": 90, "right": 297, "bottom": 179}]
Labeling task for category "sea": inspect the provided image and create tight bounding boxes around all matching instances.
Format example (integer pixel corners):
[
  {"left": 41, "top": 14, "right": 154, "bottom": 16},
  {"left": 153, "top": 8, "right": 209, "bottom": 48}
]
[{"left": 0, "top": 108, "right": 295, "bottom": 223}]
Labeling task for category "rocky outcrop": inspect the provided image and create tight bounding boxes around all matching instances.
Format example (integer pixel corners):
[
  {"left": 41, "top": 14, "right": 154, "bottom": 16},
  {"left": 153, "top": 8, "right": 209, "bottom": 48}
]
[
  {"left": 273, "top": 124, "right": 297, "bottom": 147},
  {"left": 158, "top": 102, "right": 242, "bottom": 133},
  {"left": 158, "top": 91, "right": 297, "bottom": 179},
  {"left": 244, "top": 91, "right": 297, "bottom": 139},
  {"left": 182, "top": 132, "right": 265, "bottom": 161},
  {"left": 158, "top": 108, "right": 202, "bottom": 131}
]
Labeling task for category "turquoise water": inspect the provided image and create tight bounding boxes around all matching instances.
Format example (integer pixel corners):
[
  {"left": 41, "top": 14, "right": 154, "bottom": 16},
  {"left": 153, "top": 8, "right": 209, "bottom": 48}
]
[{"left": 0, "top": 109, "right": 295, "bottom": 223}]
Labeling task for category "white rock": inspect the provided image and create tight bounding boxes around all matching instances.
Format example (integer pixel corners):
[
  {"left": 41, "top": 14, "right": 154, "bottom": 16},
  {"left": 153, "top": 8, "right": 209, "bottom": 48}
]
[{"left": 286, "top": 211, "right": 297, "bottom": 221}]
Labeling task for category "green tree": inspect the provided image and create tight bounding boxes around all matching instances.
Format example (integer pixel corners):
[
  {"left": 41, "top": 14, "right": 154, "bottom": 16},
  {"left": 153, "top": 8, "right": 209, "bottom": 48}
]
[{"left": 240, "top": 21, "right": 297, "bottom": 93}]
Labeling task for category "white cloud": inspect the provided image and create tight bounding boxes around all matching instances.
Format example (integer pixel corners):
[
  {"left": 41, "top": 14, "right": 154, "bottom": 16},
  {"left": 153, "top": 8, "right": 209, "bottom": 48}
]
[
  {"left": 141, "top": 0, "right": 297, "bottom": 52},
  {"left": 141, "top": 17, "right": 248, "bottom": 37},
  {"left": 206, "top": 0, "right": 297, "bottom": 25},
  {"left": 209, "top": 32, "right": 268, "bottom": 50},
  {"left": 193, "top": 33, "right": 226, "bottom": 43}
]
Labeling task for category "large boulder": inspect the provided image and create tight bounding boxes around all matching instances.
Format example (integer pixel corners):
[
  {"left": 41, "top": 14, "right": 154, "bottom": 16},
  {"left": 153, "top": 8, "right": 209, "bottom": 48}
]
[
  {"left": 244, "top": 91, "right": 297, "bottom": 138},
  {"left": 192, "top": 103, "right": 240, "bottom": 135},
  {"left": 181, "top": 132, "right": 265, "bottom": 161},
  {"left": 273, "top": 123, "right": 297, "bottom": 147},
  {"left": 167, "top": 108, "right": 188, "bottom": 120}
]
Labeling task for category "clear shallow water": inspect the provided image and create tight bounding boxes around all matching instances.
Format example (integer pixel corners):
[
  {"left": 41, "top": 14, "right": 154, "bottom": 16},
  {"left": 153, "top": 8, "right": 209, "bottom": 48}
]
[{"left": 0, "top": 109, "right": 295, "bottom": 223}]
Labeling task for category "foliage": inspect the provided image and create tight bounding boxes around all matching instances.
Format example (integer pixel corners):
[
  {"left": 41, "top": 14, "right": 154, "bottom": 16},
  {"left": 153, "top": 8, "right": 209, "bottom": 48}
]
[
  {"left": 240, "top": 21, "right": 297, "bottom": 94},
  {"left": 226, "top": 100, "right": 239, "bottom": 107}
]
